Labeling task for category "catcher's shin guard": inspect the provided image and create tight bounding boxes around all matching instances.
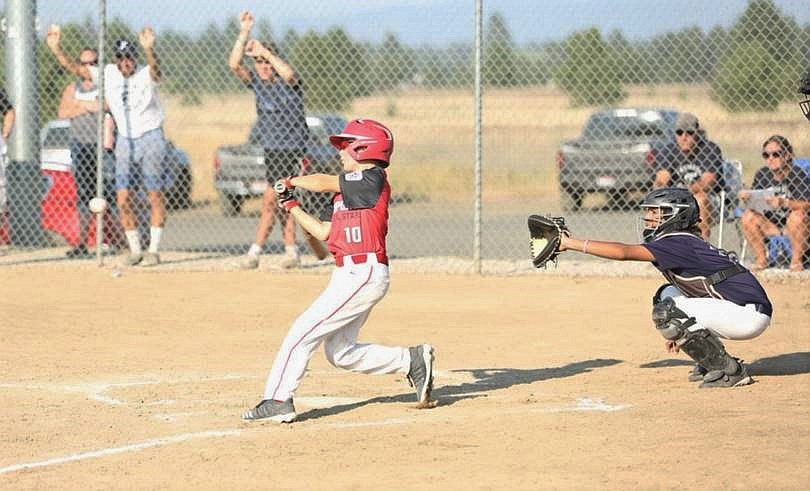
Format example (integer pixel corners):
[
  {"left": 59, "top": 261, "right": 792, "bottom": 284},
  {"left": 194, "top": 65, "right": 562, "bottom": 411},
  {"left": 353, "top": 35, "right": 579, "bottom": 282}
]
[
  {"left": 652, "top": 297, "right": 696, "bottom": 340},
  {"left": 678, "top": 329, "right": 739, "bottom": 375},
  {"left": 652, "top": 298, "right": 739, "bottom": 375}
]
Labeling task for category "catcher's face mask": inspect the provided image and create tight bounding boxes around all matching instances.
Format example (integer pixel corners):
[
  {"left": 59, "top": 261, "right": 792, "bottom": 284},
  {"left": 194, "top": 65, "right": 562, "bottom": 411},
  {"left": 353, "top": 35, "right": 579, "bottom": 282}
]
[{"left": 639, "top": 205, "right": 676, "bottom": 242}]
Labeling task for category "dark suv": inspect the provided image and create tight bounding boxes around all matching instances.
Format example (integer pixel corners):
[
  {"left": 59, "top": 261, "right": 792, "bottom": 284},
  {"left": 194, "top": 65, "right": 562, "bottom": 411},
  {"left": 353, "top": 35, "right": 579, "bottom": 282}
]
[
  {"left": 214, "top": 114, "right": 347, "bottom": 216},
  {"left": 557, "top": 108, "right": 679, "bottom": 211}
]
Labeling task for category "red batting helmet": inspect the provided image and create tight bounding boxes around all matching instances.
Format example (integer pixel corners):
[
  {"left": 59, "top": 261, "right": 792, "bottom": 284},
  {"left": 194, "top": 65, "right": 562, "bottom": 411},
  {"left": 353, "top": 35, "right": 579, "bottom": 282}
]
[{"left": 329, "top": 119, "right": 394, "bottom": 166}]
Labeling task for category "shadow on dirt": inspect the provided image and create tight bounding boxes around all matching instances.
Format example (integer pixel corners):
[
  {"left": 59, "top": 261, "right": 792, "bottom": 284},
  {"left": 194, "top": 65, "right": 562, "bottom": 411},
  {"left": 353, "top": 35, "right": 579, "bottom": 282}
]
[
  {"left": 295, "top": 358, "right": 621, "bottom": 422},
  {"left": 639, "top": 359, "right": 694, "bottom": 369},
  {"left": 639, "top": 352, "right": 810, "bottom": 377},
  {"left": 748, "top": 352, "right": 810, "bottom": 376}
]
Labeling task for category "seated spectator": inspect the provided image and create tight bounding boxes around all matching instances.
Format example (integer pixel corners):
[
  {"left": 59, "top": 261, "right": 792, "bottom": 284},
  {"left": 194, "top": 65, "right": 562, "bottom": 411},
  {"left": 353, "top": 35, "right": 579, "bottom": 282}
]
[
  {"left": 740, "top": 135, "right": 810, "bottom": 272},
  {"left": 799, "top": 70, "right": 810, "bottom": 122},
  {"left": 654, "top": 113, "right": 724, "bottom": 239}
]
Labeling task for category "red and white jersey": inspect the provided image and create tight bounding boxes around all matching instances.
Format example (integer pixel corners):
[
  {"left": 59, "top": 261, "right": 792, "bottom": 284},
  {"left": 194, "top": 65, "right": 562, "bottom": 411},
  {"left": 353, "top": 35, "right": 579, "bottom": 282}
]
[{"left": 326, "top": 167, "right": 390, "bottom": 262}]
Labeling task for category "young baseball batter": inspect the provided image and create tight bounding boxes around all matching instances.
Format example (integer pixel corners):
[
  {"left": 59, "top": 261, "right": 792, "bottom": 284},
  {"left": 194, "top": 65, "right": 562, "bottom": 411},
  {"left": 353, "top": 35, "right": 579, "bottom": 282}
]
[
  {"left": 558, "top": 187, "right": 772, "bottom": 388},
  {"left": 242, "top": 118, "right": 435, "bottom": 423}
]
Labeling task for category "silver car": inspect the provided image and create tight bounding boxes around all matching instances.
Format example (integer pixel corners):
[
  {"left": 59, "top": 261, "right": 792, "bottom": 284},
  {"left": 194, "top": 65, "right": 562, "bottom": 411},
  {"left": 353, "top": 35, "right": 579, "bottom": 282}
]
[{"left": 40, "top": 119, "right": 193, "bottom": 210}]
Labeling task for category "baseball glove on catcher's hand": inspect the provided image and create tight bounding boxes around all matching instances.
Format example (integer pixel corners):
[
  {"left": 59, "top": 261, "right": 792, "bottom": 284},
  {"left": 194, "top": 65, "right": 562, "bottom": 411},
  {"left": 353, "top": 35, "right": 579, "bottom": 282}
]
[{"left": 528, "top": 214, "right": 569, "bottom": 268}]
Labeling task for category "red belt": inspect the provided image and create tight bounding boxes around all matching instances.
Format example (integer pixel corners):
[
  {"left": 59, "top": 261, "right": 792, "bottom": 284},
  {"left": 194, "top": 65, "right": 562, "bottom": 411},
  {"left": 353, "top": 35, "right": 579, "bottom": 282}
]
[{"left": 335, "top": 252, "right": 388, "bottom": 267}]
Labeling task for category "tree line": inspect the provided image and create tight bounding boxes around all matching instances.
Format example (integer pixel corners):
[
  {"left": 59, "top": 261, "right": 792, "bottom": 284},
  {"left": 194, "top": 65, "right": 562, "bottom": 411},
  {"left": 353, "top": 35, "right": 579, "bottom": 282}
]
[{"left": 2, "top": 0, "right": 808, "bottom": 122}]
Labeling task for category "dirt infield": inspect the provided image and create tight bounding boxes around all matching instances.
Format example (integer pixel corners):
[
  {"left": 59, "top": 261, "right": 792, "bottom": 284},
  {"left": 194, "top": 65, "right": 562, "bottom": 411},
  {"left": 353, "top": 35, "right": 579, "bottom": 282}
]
[{"left": 1, "top": 266, "right": 808, "bottom": 489}]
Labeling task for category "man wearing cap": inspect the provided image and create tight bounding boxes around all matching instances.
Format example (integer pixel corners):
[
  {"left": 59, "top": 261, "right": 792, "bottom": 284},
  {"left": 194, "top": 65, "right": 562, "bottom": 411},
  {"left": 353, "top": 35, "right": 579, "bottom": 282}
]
[
  {"left": 653, "top": 113, "right": 725, "bottom": 239},
  {"left": 47, "top": 24, "right": 168, "bottom": 267}
]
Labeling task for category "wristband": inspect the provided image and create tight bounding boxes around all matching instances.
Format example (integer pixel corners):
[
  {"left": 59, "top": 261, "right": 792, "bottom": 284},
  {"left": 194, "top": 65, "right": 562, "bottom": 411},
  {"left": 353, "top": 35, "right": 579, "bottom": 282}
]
[{"left": 282, "top": 199, "right": 300, "bottom": 212}]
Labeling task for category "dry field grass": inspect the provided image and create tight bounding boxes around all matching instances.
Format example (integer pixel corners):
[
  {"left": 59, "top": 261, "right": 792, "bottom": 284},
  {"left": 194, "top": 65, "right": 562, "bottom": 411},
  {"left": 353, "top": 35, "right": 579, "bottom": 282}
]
[{"left": 163, "top": 84, "right": 809, "bottom": 205}]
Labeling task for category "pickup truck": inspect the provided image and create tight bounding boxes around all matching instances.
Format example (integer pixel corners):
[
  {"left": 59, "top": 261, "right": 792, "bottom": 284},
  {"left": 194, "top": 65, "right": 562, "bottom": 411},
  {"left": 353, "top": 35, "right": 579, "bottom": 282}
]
[
  {"left": 214, "top": 114, "right": 347, "bottom": 216},
  {"left": 556, "top": 108, "right": 679, "bottom": 211}
]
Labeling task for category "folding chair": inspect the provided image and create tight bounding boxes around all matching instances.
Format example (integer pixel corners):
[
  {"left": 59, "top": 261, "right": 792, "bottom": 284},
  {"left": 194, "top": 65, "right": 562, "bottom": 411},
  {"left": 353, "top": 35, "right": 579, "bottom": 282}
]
[{"left": 715, "top": 159, "right": 744, "bottom": 251}]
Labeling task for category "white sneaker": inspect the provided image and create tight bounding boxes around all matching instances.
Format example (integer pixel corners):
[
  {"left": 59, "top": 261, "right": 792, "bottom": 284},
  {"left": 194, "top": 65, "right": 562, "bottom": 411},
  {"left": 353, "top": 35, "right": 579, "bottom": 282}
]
[
  {"left": 240, "top": 255, "right": 260, "bottom": 270},
  {"left": 280, "top": 252, "right": 301, "bottom": 269},
  {"left": 141, "top": 252, "right": 161, "bottom": 267}
]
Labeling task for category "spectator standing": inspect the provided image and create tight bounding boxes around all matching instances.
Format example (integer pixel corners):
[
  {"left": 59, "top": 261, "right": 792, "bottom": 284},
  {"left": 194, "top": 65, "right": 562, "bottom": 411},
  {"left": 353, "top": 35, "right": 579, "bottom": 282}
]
[
  {"left": 228, "top": 11, "right": 310, "bottom": 270},
  {"left": 654, "top": 113, "right": 724, "bottom": 239},
  {"left": 47, "top": 24, "right": 168, "bottom": 267},
  {"left": 740, "top": 135, "right": 810, "bottom": 272},
  {"left": 57, "top": 48, "right": 119, "bottom": 258},
  {"left": 0, "top": 88, "right": 15, "bottom": 240}
]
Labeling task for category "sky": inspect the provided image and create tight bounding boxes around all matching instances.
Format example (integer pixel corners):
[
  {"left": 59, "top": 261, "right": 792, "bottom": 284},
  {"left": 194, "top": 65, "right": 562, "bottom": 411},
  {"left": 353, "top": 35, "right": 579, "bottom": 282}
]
[{"left": 19, "top": 0, "right": 810, "bottom": 45}]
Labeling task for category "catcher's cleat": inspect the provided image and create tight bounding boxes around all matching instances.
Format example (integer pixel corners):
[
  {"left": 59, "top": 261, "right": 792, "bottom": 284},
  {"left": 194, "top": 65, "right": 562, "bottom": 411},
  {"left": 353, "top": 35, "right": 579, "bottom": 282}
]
[
  {"left": 688, "top": 364, "right": 708, "bottom": 382},
  {"left": 699, "top": 360, "right": 753, "bottom": 388},
  {"left": 407, "top": 344, "right": 435, "bottom": 405},
  {"left": 242, "top": 398, "right": 296, "bottom": 423}
]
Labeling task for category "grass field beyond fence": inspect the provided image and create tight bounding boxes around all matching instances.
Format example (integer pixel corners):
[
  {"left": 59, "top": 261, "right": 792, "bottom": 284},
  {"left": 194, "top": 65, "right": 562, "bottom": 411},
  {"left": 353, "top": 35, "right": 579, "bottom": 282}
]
[{"left": 164, "top": 84, "right": 809, "bottom": 206}]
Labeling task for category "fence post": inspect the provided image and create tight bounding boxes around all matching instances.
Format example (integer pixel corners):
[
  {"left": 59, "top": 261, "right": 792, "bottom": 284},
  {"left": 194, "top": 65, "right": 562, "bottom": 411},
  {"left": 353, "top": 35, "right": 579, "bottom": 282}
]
[
  {"left": 94, "top": 0, "right": 107, "bottom": 264},
  {"left": 5, "top": 0, "right": 44, "bottom": 247},
  {"left": 473, "top": 0, "right": 483, "bottom": 274}
]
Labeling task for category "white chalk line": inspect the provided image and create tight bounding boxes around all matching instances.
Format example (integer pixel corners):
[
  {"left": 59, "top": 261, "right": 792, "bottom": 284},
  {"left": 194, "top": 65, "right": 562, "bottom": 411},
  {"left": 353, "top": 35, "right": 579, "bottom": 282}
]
[
  {"left": 0, "top": 429, "right": 240, "bottom": 475},
  {"left": 0, "top": 372, "right": 632, "bottom": 476},
  {"left": 0, "top": 396, "right": 631, "bottom": 476},
  {"left": 533, "top": 397, "right": 632, "bottom": 413}
]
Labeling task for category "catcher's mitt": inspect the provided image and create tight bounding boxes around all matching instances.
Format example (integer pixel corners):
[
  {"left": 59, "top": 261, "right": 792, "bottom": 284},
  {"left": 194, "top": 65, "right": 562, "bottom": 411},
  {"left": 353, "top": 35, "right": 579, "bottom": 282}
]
[{"left": 528, "top": 214, "right": 569, "bottom": 268}]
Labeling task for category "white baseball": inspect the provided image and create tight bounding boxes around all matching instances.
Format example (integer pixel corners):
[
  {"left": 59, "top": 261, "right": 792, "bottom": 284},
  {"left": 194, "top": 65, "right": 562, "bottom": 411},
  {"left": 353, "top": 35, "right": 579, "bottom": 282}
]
[{"left": 88, "top": 197, "right": 108, "bottom": 214}]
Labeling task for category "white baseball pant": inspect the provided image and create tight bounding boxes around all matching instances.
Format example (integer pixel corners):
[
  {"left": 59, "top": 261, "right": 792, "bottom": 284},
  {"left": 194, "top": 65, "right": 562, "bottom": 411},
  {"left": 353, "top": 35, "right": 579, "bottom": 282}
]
[
  {"left": 263, "top": 255, "right": 410, "bottom": 402},
  {"left": 659, "top": 286, "right": 771, "bottom": 340}
]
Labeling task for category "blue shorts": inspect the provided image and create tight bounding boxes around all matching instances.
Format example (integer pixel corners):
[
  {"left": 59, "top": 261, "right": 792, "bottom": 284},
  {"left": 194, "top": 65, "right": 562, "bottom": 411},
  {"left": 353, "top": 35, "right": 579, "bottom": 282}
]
[{"left": 114, "top": 128, "right": 167, "bottom": 191}]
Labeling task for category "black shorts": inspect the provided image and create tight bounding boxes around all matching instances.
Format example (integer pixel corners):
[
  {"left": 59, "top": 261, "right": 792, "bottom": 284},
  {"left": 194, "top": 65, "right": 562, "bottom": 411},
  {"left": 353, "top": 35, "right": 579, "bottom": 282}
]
[
  {"left": 71, "top": 142, "right": 98, "bottom": 206},
  {"left": 264, "top": 149, "right": 304, "bottom": 183}
]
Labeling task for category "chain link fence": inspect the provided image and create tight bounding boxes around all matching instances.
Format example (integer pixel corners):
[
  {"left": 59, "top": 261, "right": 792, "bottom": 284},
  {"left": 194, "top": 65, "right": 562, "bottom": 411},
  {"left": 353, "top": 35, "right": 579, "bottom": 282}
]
[{"left": 1, "top": 0, "right": 808, "bottom": 273}]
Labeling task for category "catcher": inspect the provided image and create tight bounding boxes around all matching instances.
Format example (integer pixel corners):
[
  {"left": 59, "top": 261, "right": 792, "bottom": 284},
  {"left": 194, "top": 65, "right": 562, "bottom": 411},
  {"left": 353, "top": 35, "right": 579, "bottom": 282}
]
[{"left": 529, "top": 187, "right": 773, "bottom": 388}]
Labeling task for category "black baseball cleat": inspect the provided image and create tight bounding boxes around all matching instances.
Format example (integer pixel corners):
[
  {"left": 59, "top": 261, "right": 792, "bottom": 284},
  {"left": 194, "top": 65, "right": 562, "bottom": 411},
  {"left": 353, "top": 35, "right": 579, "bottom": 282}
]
[
  {"left": 699, "top": 360, "right": 753, "bottom": 388},
  {"left": 242, "top": 398, "right": 296, "bottom": 423},
  {"left": 688, "top": 364, "right": 707, "bottom": 382},
  {"left": 407, "top": 344, "right": 435, "bottom": 404}
]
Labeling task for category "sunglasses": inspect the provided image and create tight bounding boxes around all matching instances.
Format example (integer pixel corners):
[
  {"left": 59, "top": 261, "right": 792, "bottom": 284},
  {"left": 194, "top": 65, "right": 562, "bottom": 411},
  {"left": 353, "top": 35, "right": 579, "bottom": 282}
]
[
  {"left": 675, "top": 129, "right": 696, "bottom": 136},
  {"left": 762, "top": 151, "right": 784, "bottom": 159}
]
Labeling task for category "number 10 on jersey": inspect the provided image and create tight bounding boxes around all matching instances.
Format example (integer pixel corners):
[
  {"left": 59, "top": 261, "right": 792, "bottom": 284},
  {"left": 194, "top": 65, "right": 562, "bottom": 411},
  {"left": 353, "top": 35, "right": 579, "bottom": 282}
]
[{"left": 344, "top": 226, "right": 362, "bottom": 243}]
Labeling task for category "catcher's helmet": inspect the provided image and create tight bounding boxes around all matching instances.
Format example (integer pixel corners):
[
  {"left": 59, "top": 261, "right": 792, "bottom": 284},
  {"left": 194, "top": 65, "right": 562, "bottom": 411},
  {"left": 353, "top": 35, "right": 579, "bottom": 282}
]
[
  {"left": 329, "top": 119, "right": 394, "bottom": 166},
  {"left": 640, "top": 187, "right": 700, "bottom": 242}
]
